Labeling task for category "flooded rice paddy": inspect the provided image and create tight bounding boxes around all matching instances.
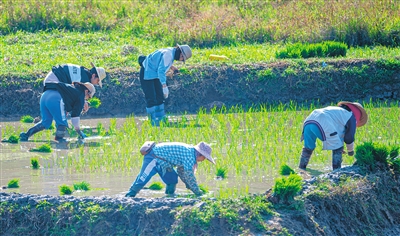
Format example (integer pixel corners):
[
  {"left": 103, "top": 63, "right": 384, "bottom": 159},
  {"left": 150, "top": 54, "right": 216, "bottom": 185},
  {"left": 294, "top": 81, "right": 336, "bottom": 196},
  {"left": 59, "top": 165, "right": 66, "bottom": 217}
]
[{"left": 1, "top": 115, "right": 351, "bottom": 198}]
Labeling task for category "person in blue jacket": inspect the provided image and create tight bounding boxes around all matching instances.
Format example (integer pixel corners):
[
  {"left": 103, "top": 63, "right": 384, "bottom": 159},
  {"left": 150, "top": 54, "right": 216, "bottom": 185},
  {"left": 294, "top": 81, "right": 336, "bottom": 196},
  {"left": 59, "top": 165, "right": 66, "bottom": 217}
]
[
  {"left": 299, "top": 101, "right": 368, "bottom": 170},
  {"left": 19, "top": 82, "right": 95, "bottom": 142},
  {"left": 138, "top": 44, "right": 192, "bottom": 126}
]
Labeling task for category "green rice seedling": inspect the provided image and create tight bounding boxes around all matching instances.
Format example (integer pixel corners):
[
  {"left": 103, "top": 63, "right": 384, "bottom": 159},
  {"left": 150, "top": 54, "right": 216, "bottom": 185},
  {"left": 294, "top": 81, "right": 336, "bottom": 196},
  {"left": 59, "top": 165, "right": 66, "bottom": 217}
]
[
  {"left": 272, "top": 173, "right": 302, "bottom": 204},
  {"left": 73, "top": 181, "right": 91, "bottom": 191},
  {"left": 96, "top": 123, "right": 106, "bottom": 136},
  {"left": 148, "top": 182, "right": 163, "bottom": 190},
  {"left": 31, "top": 157, "right": 40, "bottom": 169},
  {"left": 7, "top": 179, "right": 20, "bottom": 188},
  {"left": 279, "top": 164, "right": 295, "bottom": 176},
  {"left": 5, "top": 134, "right": 19, "bottom": 143},
  {"left": 30, "top": 143, "right": 52, "bottom": 153},
  {"left": 199, "top": 184, "right": 209, "bottom": 194},
  {"left": 20, "top": 115, "right": 34, "bottom": 123},
  {"left": 59, "top": 184, "right": 73, "bottom": 195},
  {"left": 88, "top": 97, "right": 101, "bottom": 108},
  {"left": 216, "top": 166, "right": 228, "bottom": 179}
]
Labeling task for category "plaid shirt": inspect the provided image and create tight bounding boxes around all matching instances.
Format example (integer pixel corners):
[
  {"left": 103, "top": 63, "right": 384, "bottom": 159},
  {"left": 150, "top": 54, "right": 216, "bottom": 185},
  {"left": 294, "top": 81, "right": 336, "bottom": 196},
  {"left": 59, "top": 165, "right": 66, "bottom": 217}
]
[{"left": 152, "top": 142, "right": 201, "bottom": 195}]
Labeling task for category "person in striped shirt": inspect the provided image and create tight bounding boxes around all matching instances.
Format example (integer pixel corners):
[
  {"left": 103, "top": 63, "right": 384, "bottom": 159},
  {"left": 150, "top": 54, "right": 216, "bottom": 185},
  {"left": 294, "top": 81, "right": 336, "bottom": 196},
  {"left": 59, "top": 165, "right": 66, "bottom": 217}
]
[{"left": 125, "top": 141, "right": 215, "bottom": 197}]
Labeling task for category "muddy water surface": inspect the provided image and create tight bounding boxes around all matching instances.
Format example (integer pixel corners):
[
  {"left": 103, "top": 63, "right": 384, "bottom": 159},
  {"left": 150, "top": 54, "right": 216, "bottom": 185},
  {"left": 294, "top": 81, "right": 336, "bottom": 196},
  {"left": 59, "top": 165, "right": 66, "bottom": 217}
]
[{"left": 1, "top": 116, "right": 331, "bottom": 198}]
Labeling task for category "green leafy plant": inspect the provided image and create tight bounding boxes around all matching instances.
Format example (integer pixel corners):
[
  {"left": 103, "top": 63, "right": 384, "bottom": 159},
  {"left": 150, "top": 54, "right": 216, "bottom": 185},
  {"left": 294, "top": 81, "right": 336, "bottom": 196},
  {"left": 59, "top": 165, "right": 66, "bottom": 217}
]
[
  {"left": 30, "top": 143, "right": 52, "bottom": 153},
  {"left": 279, "top": 164, "right": 295, "bottom": 176},
  {"left": 272, "top": 173, "right": 302, "bottom": 204},
  {"left": 148, "top": 182, "right": 163, "bottom": 190},
  {"left": 96, "top": 122, "right": 106, "bottom": 136},
  {"left": 8, "top": 178, "right": 20, "bottom": 188},
  {"left": 20, "top": 115, "right": 34, "bottom": 123},
  {"left": 73, "top": 181, "right": 91, "bottom": 191},
  {"left": 59, "top": 184, "right": 73, "bottom": 195},
  {"left": 216, "top": 166, "right": 228, "bottom": 179},
  {"left": 31, "top": 157, "right": 40, "bottom": 169},
  {"left": 88, "top": 97, "right": 101, "bottom": 108}
]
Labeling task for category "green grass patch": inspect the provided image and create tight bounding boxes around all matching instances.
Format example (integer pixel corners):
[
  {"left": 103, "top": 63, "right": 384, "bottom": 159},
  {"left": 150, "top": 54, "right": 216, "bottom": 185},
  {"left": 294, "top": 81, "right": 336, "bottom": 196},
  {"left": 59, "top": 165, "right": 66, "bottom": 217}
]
[
  {"left": 273, "top": 173, "right": 303, "bottom": 204},
  {"left": 216, "top": 166, "right": 228, "bottom": 179},
  {"left": 279, "top": 164, "right": 295, "bottom": 176}
]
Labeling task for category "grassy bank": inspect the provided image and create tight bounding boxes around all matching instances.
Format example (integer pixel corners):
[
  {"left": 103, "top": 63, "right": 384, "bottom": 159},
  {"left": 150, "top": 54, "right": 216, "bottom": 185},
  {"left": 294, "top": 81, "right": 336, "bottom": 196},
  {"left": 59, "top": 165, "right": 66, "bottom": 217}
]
[{"left": 1, "top": 0, "right": 399, "bottom": 47}]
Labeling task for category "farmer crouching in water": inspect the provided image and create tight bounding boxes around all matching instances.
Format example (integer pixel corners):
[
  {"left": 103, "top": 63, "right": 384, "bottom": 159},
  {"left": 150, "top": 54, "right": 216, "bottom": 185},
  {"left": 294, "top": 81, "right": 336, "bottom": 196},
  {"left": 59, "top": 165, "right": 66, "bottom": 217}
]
[
  {"left": 19, "top": 82, "right": 96, "bottom": 142},
  {"left": 125, "top": 142, "right": 215, "bottom": 197},
  {"left": 299, "top": 101, "right": 368, "bottom": 170},
  {"left": 138, "top": 44, "right": 192, "bottom": 126}
]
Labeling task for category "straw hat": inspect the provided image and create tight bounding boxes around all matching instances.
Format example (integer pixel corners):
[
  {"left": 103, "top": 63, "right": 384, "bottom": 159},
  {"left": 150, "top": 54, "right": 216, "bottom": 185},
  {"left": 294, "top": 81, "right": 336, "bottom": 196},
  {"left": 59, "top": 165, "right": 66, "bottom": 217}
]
[
  {"left": 90, "top": 62, "right": 106, "bottom": 87},
  {"left": 177, "top": 44, "right": 192, "bottom": 62},
  {"left": 194, "top": 142, "right": 215, "bottom": 165},
  {"left": 83, "top": 82, "right": 96, "bottom": 98},
  {"left": 337, "top": 101, "right": 368, "bottom": 127}
]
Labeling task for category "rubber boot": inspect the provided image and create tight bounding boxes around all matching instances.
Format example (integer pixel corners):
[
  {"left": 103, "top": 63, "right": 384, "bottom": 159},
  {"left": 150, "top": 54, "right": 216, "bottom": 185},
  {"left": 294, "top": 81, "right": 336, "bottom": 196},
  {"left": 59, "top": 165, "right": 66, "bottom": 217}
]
[
  {"left": 19, "top": 123, "right": 45, "bottom": 141},
  {"left": 146, "top": 106, "right": 157, "bottom": 126},
  {"left": 54, "top": 125, "right": 68, "bottom": 142},
  {"left": 165, "top": 184, "right": 176, "bottom": 195},
  {"left": 332, "top": 147, "right": 344, "bottom": 170},
  {"left": 125, "top": 190, "right": 137, "bottom": 197},
  {"left": 154, "top": 104, "right": 167, "bottom": 126},
  {"left": 299, "top": 147, "right": 313, "bottom": 170}
]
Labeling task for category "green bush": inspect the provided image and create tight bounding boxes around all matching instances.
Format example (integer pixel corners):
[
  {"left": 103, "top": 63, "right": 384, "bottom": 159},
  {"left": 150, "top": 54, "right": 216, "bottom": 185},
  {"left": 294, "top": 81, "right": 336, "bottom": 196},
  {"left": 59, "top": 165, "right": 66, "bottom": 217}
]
[
  {"left": 31, "top": 157, "right": 40, "bottom": 169},
  {"left": 20, "top": 115, "right": 34, "bottom": 123},
  {"left": 59, "top": 185, "right": 73, "bottom": 195},
  {"left": 148, "top": 182, "right": 163, "bottom": 190},
  {"left": 7, "top": 179, "right": 20, "bottom": 188},
  {"left": 73, "top": 181, "right": 91, "bottom": 191},
  {"left": 279, "top": 164, "right": 295, "bottom": 176},
  {"left": 273, "top": 173, "right": 302, "bottom": 204}
]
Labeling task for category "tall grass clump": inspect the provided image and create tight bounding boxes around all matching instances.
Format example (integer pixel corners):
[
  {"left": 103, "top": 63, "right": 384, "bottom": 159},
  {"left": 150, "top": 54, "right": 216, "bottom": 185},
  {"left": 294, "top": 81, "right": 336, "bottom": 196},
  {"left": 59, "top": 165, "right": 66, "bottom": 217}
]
[
  {"left": 355, "top": 142, "right": 400, "bottom": 172},
  {"left": 272, "top": 173, "right": 302, "bottom": 204},
  {"left": 30, "top": 143, "right": 52, "bottom": 153},
  {"left": 4, "top": 134, "right": 19, "bottom": 143},
  {"left": 279, "top": 164, "right": 295, "bottom": 176},
  {"left": 7, "top": 179, "right": 20, "bottom": 188},
  {"left": 88, "top": 97, "right": 101, "bottom": 108},
  {"left": 216, "top": 166, "right": 228, "bottom": 179}
]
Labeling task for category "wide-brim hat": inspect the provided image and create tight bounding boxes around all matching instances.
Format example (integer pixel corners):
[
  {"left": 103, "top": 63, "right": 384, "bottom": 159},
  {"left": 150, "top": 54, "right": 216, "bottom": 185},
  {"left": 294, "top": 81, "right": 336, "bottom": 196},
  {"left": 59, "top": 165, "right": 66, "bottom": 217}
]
[
  {"left": 83, "top": 82, "right": 96, "bottom": 98},
  {"left": 194, "top": 142, "right": 215, "bottom": 165},
  {"left": 177, "top": 44, "right": 192, "bottom": 62},
  {"left": 337, "top": 101, "right": 368, "bottom": 127},
  {"left": 90, "top": 62, "right": 106, "bottom": 88}
]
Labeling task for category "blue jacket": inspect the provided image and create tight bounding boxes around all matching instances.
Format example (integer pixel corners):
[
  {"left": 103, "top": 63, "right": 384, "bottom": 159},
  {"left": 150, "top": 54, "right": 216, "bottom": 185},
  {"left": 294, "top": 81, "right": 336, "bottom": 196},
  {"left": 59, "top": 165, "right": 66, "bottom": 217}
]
[{"left": 142, "top": 47, "right": 176, "bottom": 85}]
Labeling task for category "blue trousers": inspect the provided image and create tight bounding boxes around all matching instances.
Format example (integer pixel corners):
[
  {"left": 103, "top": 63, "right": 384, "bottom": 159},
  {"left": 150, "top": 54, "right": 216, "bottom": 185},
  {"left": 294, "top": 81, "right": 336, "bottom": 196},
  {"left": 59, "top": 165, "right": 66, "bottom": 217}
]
[
  {"left": 40, "top": 90, "right": 68, "bottom": 129},
  {"left": 128, "top": 152, "right": 178, "bottom": 192},
  {"left": 303, "top": 123, "right": 323, "bottom": 150}
]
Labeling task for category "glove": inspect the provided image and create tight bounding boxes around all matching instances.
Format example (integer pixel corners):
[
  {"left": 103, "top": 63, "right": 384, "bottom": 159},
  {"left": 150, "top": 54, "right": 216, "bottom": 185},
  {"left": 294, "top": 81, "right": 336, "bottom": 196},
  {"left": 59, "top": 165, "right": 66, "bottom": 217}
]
[
  {"left": 163, "top": 86, "right": 169, "bottom": 99},
  {"left": 348, "top": 151, "right": 355, "bottom": 156},
  {"left": 77, "top": 130, "right": 87, "bottom": 139}
]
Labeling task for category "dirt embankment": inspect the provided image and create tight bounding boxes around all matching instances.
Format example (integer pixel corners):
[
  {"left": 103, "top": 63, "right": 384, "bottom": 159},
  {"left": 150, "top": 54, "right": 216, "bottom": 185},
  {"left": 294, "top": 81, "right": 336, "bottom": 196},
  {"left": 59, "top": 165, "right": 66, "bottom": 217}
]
[
  {"left": 1, "top": 59, "right": 399, "bottom": 119},
  {"left": 2, "top": 166, "right": 400, "bottom": 235}
]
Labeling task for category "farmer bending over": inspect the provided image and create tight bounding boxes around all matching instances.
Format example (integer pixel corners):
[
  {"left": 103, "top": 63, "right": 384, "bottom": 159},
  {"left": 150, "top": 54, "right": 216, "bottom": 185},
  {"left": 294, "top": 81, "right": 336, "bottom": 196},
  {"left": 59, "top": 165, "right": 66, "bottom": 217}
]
[
  {"left": 299, "top": 101, "right": 368, "bottom": 170},
  {"left": 125, "top": 141, "right": 215, "bottom": 197},
  {"left": 19, "top": 82, "right": 96, "bottom": 142}
]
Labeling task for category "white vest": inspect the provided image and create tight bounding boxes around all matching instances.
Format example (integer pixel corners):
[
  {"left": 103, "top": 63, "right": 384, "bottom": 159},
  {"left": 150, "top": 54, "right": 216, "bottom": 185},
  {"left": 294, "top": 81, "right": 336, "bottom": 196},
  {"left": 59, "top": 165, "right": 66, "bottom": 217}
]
[{"left": 304, "top": 106, "right": 352, "bottom": 150}]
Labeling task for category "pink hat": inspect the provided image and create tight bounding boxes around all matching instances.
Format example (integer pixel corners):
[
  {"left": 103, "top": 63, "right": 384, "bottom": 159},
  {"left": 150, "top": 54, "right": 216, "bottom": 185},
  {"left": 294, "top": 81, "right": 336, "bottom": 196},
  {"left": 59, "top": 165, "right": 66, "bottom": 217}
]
[
  {"left": 194, "top": 142, "right": 215, "bottom": 165},
  {"left": 337, "top": 101, "right": 368, "bottom": 127}
]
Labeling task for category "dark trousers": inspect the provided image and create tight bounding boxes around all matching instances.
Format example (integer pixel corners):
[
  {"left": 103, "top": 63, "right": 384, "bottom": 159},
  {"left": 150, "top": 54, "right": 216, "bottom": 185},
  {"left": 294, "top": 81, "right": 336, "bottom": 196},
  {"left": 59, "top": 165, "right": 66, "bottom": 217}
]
[{"left": 139, "top": 67, "right": 164, "bottom": 108}]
